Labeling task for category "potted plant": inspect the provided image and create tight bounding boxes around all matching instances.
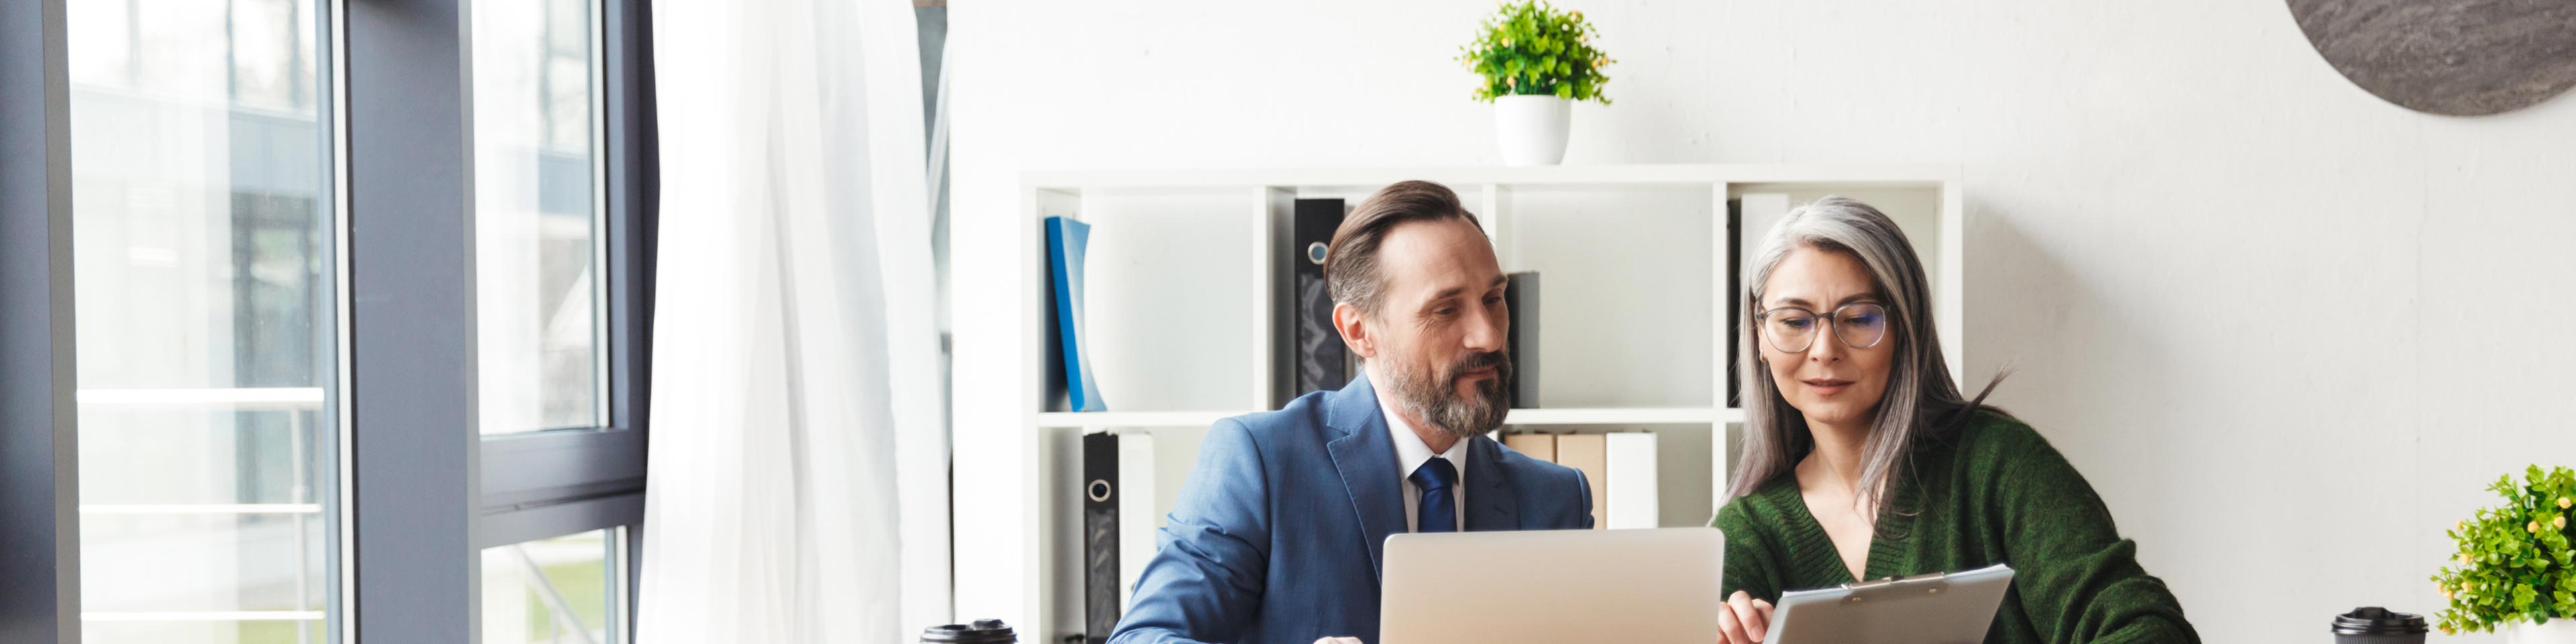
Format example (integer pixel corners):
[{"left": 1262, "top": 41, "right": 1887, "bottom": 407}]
[
  {"left": 1457, "top": 1, "right": 1613, "bottom": 166},
  {"left": 2433, "top": 465, "right": 2576, "bottom": 643}
]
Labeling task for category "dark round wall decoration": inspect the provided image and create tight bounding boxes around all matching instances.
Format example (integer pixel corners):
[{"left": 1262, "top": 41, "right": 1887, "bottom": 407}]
[{"left": 2286, "top": 0, "right": 2576, "bottom": 116}]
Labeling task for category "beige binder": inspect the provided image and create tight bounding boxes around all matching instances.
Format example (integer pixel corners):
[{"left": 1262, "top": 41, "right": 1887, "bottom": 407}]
[
  {"left": 1501, "top": 432, "right": 1556, "bottom": 462},
  {"left": 1553, "top": 433, "right": 1609, "bottom": 529}
]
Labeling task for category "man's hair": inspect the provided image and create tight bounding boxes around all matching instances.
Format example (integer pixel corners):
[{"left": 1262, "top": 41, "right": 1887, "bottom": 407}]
[{"left": 1324, "top": 180, "right": 1485, "bottom": 317}]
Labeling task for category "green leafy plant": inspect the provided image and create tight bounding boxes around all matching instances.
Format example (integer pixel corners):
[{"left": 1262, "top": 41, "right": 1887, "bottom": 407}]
[
  {"left": 2432, "top": 465, "right": 2576, "bottom": 635},
  {"left": 1456, "top": 1, "right": 1614, "bottom": 104}
]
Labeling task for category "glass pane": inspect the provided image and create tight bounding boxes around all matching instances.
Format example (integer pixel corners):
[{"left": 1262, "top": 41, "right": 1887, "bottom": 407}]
[
  {"left": 474, "top": 0, "right": 607, "bottom": 434},
  {"left": 84, "top": 621, "right": 327, "bottom": 644},
  {"left": 79, "top": 514, "right": 326, "bottom": 614},
  {"left": 481, "top": 529, "right": 621, "bottom": 644},
  {"left": 67, "top": 0, "right": 337, "bottom": 641}
]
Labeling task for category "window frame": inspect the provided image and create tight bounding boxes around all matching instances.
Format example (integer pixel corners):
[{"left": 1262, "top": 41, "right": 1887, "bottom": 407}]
[
  {"left": 473, "top": 0, "right": 657, "bottom": 580},
  {"left": 343, "top": 0, "right": 482, "bottom": 639},
  {"left": 0, "top": 0, "right": 80, "bottom": 641},
  {"left": 0, "top": 0, "right": 659, "bottom": 640},
  {"left": 478, "top": 0, "right": 656, "bottom": 523},
  {"left": 344, "top": 0, "right": 659, "bottom": 639}
]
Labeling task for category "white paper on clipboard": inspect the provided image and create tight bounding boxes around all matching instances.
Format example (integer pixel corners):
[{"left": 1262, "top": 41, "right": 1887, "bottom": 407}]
[{"left": 1760, "top": 563, "right": 2015, "bottom": 644}]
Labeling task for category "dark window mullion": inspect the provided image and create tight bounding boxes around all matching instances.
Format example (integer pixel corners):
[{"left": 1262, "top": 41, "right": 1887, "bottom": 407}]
[
  {"left": 602, "top": 0, "right": 655, "bottom": 445},
  {"left": 480, "top": 428, "right": 645, "bottom": 508},
  {"left": 0, "top": 1, "right": 81, "bottom": 642},
  {"left": 600, "top": 0, "right": 655, "bottom": 635},
  {"left": 346, "top": 0, "right": 480, "bottom": 641}
]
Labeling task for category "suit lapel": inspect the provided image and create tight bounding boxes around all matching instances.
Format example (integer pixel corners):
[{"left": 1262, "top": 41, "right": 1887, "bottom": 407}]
[
  {"left": 1464, "top": 436, "right": 1521, "bottom": 531},
  {"left": 1324, "top": 374, "right": 1407, "bottom": 582}
]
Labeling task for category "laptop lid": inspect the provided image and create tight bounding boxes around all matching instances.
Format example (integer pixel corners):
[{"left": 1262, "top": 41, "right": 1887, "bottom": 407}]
[{"left": 1378, "top": 527, "right": 1725, "bottom": 644}]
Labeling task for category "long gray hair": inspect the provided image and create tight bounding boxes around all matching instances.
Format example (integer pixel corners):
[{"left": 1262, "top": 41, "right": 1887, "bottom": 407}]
[{"left": 1726, "top": 197, "right": 2004, "bottom": 521}]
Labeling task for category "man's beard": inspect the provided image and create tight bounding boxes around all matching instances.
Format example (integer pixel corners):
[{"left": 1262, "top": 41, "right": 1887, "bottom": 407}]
[{"left": 1385, "top": 348, "right": 1514, "bottom": 439}]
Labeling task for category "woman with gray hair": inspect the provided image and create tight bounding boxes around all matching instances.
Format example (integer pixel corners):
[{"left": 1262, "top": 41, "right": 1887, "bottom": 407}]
[{"left": 1709, "top": 197, "right": 2197, "bottom": 644}]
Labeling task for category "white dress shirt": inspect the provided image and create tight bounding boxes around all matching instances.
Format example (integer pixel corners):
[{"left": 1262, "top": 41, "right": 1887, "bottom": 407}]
[{"left": 1380, "top": 396, "right": 1468, "bottom": 533}]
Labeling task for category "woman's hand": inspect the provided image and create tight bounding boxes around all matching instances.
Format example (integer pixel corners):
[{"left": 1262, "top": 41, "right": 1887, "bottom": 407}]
[{"left": 1715, "top": 590, "right": 1774, "bottom": 644}]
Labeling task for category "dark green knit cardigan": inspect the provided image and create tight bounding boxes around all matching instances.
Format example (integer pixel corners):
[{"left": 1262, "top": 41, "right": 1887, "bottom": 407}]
[{"left": 1713, "top": 411, "right": 2201, "bottom": 643}]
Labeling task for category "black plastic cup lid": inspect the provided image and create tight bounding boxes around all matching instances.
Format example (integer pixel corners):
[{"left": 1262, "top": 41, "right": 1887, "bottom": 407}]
[
  {"left": 2333, "top": 607, "right": 2428, "bottom": 635},
  {"left": 922, "top": 619, "right": 1018, "bottom": 644}
]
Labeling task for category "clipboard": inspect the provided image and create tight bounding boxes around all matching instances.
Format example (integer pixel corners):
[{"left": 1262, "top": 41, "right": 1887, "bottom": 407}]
[{"left": 1760, "top": 564, "right": 2015, "bottom": 644}]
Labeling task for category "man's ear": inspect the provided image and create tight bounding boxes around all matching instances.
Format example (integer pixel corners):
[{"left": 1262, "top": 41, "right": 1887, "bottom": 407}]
[{"left": 1334, "top": 303, "right": 1375, "bottom": 359}]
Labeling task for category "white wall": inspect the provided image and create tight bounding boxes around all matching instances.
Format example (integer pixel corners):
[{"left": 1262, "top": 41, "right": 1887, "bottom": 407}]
[{"left": 949, "top": 0, "right": 2576, "bottom": 641}]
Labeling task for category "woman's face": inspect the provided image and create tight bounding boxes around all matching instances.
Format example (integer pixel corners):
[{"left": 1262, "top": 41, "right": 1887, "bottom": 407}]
[{"left": 1758, "top": 246, "right": 1895, "bottom": 432}]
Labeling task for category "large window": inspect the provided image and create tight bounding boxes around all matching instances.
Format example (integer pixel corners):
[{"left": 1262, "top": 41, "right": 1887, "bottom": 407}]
[
  {"left": 7, "top": 0, "right": 654, "bottom": 640},
  {"left": 65, "top": 0, "right": 338, "bottom": 643}
]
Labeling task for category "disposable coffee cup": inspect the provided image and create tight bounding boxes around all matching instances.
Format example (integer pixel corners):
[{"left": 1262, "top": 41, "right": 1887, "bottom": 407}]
[
  {"left": 922, "top": 619, "right": 1018, "bottom": 644},
  {"left": 2332, "top": 606, "right": 2426, "bottom": 644}
]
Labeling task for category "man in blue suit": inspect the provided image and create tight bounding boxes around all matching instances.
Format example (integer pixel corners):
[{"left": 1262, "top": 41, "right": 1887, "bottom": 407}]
[{"left": 1108, "top": 180, "right": 1595, "bottom": 644}]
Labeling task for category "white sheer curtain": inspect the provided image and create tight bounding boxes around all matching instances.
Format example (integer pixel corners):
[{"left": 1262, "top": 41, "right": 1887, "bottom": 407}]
[{"left": 639, "top": 0, "right": 949, "bottom": 641}]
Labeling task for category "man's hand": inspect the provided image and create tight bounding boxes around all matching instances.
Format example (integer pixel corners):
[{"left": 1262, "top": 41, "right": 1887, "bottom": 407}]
[
  {"left": 1313, "top": 638, "right": 1364, "bottom": 644},
  {"left": 1715, "top": 590, "right": 1774, "bottom": 644}
]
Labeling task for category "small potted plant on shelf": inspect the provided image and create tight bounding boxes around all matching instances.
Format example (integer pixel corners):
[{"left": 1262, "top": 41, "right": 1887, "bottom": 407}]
[
  {"left": 2433, "top": 465, "right": 2576, "bottom": 643},
  {"left": 1457, "top": 1, "right": 1613, "bottom": 166}
]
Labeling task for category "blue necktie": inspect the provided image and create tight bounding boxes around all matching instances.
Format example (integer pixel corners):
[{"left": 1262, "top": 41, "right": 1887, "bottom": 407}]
[{"left": 1409, "top": 458, "right": 1459, "bottom": 533}]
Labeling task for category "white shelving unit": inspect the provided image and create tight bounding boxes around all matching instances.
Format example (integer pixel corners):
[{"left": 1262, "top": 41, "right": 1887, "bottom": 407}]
[{"left": 957, "top": 164, "right": 1964, "bottom": 641}]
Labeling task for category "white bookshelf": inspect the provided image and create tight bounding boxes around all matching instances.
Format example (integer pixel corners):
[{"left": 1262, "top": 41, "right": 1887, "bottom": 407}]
[{"left": 958, "top": 164, "right": 1964, "bottom": 641}]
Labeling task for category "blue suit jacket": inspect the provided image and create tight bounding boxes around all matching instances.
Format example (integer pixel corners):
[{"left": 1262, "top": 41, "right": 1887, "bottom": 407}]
[{"left": 1106, "top": 374, "right": 1595, "bottom": 644}]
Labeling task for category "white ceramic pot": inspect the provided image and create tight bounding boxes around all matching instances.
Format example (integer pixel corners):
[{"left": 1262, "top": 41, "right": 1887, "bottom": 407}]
[
  {"left": 1492, "top": 95, "right": 1572, "bottom": 166},
  {"left": 2509, "top": 619, "right": 2576, "bottom": 644}
]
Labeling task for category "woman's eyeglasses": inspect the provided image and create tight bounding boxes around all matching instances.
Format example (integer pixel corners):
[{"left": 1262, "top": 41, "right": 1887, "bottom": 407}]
[{"left": 1756, "top": 303, "right": 1889, "bottom": 354}]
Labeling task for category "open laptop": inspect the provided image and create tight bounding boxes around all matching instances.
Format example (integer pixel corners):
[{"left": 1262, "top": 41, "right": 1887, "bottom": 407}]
[{"left": 1378, "top": 527, "right": 1724, "bottom": 644}]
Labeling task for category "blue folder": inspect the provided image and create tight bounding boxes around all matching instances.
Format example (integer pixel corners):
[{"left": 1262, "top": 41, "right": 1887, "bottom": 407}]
[{"left": 1046, "top": 217, "right": 1106, "bottom": 412}]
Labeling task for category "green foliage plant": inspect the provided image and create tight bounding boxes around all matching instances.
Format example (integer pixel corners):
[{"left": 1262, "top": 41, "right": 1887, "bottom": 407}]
[
  {"left": 2433, "top": 465, "right": 2576, "bottom": 635},
  {"left": 1457, "top": 1, "right": 1614, "bottom": 104}
]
